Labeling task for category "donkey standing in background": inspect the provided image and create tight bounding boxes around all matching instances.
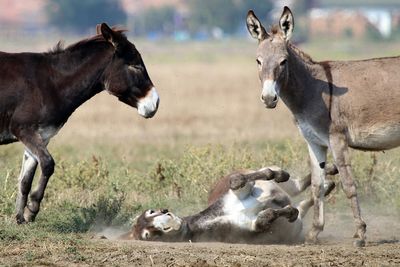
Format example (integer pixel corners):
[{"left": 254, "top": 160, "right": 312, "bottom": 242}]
[
  {"left": 247, "top": 6, "right": 400, "bottom": 247},
  {"left": 0, "top": 23, "right": 159, "bottom": 224}
]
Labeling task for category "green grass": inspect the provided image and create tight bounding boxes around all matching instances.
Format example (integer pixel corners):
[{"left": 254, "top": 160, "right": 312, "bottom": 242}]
[
  {"left": 1, "top": 141, "right": 399, "bottom": 237},
  {"left": 1, "top": 141, "right": 400, "bottom": 266}
]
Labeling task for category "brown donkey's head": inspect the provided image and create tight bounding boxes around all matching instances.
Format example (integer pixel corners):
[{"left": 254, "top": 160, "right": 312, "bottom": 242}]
[
  {"left": 100, "top": 23, "right": 159, "bottom": 118},
  {"left": 246, "top": 6, "right": 294, "bottom": 109}
]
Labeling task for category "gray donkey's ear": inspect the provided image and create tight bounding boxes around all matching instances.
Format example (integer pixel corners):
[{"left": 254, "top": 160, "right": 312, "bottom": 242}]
[
  {"left": 246, "top": 10, "right": 268, "bottom": 42},
  {"left": 279, "top": 6, "right": 294, "bottom": 41}
]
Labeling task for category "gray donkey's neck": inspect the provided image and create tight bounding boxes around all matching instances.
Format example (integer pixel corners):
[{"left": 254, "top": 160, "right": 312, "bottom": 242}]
[{"left": 280, "top": 45, "right": 329, "bottom": 116}]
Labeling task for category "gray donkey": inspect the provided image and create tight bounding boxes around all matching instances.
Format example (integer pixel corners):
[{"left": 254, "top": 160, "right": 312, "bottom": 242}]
[{"left": 246, "top": 6, "right": 400, "bottom": 246}]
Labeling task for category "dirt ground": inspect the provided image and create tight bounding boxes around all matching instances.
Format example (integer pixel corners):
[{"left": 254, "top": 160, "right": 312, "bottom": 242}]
[
  {"left": 2, "top": 233, "right": 399, "bottom": 267},
  {"left": 88, "top": 210, "right": 400, "bottom": 267},
  {"left": 94, "top": 240, "right": 399, "bottom": 267}
]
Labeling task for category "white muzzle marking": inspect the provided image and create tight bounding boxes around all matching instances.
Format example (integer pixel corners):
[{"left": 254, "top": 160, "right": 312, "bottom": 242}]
[
  {"left": 261, "top": 80, "right": 278, "bottom": 101},
  {"left": 153, "top": 214, "right": 182, "bottom": 232},
  {"left": 137, "top": 87, "right": 159, "bottom": 118}
]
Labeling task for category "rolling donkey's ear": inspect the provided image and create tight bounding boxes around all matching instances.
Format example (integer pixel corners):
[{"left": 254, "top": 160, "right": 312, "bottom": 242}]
[
  {"left": 100, "top": 23, "right": 117, "bottom": 47},
  {"left": 246, "top": 10, "right": 268, "bottom": 42},
  {"left": 279, "top": 6, "right": 294, "bottom": 41}
]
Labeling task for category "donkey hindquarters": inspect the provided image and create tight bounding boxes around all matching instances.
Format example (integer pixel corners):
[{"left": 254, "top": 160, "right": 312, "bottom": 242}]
[
  {"left": 0, "top": 23, "right": 159, "bottom": 224},
  {"left": 246, "top": 6, "right": 400, "bottom": 246}
]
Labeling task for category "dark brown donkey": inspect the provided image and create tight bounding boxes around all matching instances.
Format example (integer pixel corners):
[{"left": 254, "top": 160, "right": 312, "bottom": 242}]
[
  {"left": 0, "top": 23, "right": 159, "bottom": 224},
  {"left": 247, "top": 6, "right": 400, "bottom": 247}
]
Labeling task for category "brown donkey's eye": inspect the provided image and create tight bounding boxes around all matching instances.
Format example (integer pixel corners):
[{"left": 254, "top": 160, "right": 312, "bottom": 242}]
[
  {"left": 256, "top": 59, "right": 262, "bottom": 66},
  {"left": 280, "top": 59, "right": 287, "bottom": 66}
]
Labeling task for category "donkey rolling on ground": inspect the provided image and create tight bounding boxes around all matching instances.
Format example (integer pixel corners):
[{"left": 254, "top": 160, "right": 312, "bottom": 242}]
[
  {"left": 0, "top": 23, "right": 159, "bottom": 224},
  {"left": 247, "top": 6, "right": 400, "bottom": 246},
  {"left": 122, "top": 166, "right": 337, "bottom": 244}
]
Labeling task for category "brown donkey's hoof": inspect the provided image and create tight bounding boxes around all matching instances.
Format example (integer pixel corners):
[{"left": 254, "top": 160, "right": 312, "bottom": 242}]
[
  {"left": 24, "top": 207, "right": 37, "bottom": 223},
  {"left": 15, "top": 214, "right": 26, "bottom": 225}
]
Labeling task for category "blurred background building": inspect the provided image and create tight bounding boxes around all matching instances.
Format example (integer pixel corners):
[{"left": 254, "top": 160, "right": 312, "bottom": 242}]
[{"left": 0, "top": 0, "right": 399, "bottom": 42}]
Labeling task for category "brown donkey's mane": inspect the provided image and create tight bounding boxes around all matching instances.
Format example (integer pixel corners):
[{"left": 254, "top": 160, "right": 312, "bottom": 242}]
[{"left": 47, "top": 27, "right": 127, "bottom": 55}]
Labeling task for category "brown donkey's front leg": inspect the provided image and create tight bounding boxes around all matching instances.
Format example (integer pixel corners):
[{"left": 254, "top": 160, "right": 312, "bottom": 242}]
[
  {"left": 330, "top": 133, "right": 366, "bottom": 247},
  {"left": 15, "top": 150, "right": 38, "bottom": 224},
  {"left": 16, "top": 131, "right": 55, "bottom": 223}
]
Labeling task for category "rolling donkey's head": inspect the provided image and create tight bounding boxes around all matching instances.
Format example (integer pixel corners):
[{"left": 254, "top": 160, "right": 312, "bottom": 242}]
[
  {"left": 100, "top": 23, "right": 159, "bottom": 118},
  {"left": 132, "top": 209, "right": 183, "bottom": 241},
  {"left": 246, "top": 7, "right": 294, "bottom": 109}
]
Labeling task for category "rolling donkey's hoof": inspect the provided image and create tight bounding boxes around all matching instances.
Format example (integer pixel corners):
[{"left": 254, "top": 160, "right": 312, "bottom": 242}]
[
  {"left": 273, "top": 170, "right": 290, "bottom": 183},
  {"left": 285, "top": 206, "right": 299, "bottom": 223},
  {"left": 230, "top": 174, "right": 247, "bottom": 190}
]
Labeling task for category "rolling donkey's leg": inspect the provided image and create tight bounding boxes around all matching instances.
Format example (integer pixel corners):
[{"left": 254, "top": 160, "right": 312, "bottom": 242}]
[
  {"left": 229, "top": 167, "right": 290, "bottom": 199},
  {"left": 305, "top": 143, "right": 327, "bottom": 244},
  {"left": 330, "top": 133, "right": 366, "bottom": 247},
  {"left": 230, "top": 167, "right": 290, "bottom": 191},
  {"left": 254, "top": 205, "right": 299, "bottom": 232},
  {"left": 17, "top": 132, "right": 54, "bottom": 222},
  {"left": 15, "top": 150, "right": 38, "bottom": 224},
  {"left": 278, "top": 164, "right": 337, "bottom": 197},
  {"left": 297, "top": 179, "right": 336, "bottom": 219}
]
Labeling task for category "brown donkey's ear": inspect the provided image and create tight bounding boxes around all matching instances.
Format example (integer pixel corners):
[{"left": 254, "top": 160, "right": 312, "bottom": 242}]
[
  {"left": 96, "top": 24, "right": 102, "bottom": 35},
  {"left": 100, "top": 23, "right": 117, "bottom": 47},
  {"left": 279, "top": 6, "right": 294, "bottom": 41},
  {"left": 246, "top": 10, "right": 268, "bottom": 42}
]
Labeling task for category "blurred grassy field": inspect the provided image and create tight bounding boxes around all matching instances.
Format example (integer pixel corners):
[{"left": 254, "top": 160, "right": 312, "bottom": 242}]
[{"left": 0, "top": 34, "right": 400, "bottom": 265}]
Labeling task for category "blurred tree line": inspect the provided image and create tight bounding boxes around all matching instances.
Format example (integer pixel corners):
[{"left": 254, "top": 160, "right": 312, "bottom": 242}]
[
  {"left": 187, "top": 0, "right": 273, "bottom": 34},
  {"left": 46, "top": 0, "right": 126, "bottom": 33},
  {"left": 46, "top": 0, "right": 273, "bottom": 35}
]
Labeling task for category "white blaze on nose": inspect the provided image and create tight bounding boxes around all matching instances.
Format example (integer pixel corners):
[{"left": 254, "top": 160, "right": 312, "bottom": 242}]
[
  {"left": 261, "top": 79, "right": 278, "bottom": 102},
  {"left": 152, "top": 214, "right": 182, "bottom": 232},
  {"left": 138, "top": 87, "right": 159, "bottom": 118}
]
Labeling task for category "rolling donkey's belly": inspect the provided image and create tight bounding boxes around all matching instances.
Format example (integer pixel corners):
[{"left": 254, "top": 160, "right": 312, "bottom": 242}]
[{"left": 348, "top": 124, "right": 400, "bottom": 151}]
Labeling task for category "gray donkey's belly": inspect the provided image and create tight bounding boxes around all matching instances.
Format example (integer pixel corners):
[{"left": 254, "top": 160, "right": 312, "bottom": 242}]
[{"left": 347, "top": 124, "right": 400, "bottom": 151}]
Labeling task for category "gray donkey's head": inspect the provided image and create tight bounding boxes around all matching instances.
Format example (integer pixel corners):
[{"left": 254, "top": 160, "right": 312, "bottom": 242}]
[{"left": 246, "top": 6, "right": 294, "bottom": 108}]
